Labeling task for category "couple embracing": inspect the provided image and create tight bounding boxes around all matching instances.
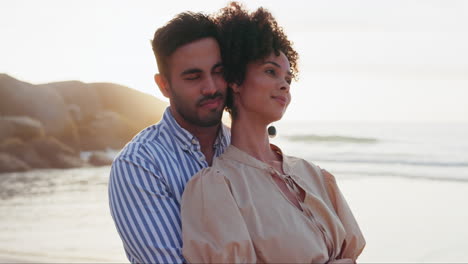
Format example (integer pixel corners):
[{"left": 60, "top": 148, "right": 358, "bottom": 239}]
[{"left": 109, "top": 2, "right": 365, "bottom": 263}]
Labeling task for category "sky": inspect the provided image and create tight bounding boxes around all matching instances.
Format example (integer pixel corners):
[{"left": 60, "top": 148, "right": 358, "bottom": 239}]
[{"left": 1, "top": 0, "right": 467, "bottom": 123}]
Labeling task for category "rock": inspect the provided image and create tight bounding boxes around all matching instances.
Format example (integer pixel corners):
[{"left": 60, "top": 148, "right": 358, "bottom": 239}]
[
  {"left": 0, "top": 136, "right": 84, "bottom": 170},
  {"left": 0, "top": 116, "right": 45, "bottom": 143},
  {"left": 93, "top": 82, "right": 167, "bottom": 132},
  {"left": 30, "top": 136, "right": 83, "bottom": 168},
  {"left": 0, "top": 138, "right": 49, "bottom": 168},
  {"left": 0, "top": 74, "right": 79, "bottom": 149},
  {"left": 89, "top": 151, "right": 114, "bottom": 166},
  {"left": 79, "top": 110, "right": 134, "bottom": 150},
  {"left": 30, "top": 136, "right": 76, "bottom": 157},
  {"left": 0, "top": 152, "right": 30, "bottom": 173},
  {"left": 53, "top": 154, "right": 84, "bottom": 169},
  {"left": 40, "top": 81, "right": 168, "bottom": 151},
  {"left": 0, "top": 74, "right": 168, "bottom": 152},
  {"left": 44, "top": 81, "right": 103, "bottom": 123},
  {"left": 67, "top": 104, "right": 82, "bottom": 123}
]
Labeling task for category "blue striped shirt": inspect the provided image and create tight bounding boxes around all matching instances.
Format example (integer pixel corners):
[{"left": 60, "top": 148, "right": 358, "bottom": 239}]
[{"left": 109, "top": 107, "right": 230, "bottom": 264}]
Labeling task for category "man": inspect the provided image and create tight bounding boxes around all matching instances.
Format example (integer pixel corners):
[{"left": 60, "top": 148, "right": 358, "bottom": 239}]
[{"left": 108, "top": 12, "right": 230, "bottom": 263}]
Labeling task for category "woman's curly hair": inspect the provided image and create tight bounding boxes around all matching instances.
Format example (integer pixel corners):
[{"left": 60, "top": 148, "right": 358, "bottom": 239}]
[{"left": 213, "top": 2, "right": 299, "bottom": 117}]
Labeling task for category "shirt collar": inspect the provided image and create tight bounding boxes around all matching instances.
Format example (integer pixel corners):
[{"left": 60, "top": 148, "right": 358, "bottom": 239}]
[
  {"left": 162, "top": 107, "right": 196, "bottom": 146},
  {"left": 220, "top": 143, "right": 292, "bottom": 174},
  {"left": 162, "top": 107, "right": 230, "bottom": 151}
]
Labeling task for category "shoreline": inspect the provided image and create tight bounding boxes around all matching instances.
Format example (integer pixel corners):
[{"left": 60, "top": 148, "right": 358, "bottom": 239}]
[{"left": 1, "top": 173, "right": 468, "bottom": 263}]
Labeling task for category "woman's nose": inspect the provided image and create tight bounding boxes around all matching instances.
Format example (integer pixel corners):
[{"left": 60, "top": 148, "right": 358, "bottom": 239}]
[{"left": 280, "top": 80, "right": 290, "bottom": 92}]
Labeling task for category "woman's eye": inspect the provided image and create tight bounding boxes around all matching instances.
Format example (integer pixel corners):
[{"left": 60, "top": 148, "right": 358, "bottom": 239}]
[{"left": 266, "top": 69, "right": 275, "bottom": 76}]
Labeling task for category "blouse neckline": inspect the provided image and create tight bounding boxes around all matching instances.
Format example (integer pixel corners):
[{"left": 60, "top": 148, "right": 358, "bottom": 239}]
[{"left": 219, "top": 144, "right": 294, "bottom": 176}]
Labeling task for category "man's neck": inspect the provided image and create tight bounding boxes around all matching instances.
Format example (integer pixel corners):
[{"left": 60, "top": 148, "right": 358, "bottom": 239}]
[
  {"left": 170, "top": 109, "right": 221, "bottom": 165},
  {"left": 189, "top": 125, "right": 220, "bottom": 166}
]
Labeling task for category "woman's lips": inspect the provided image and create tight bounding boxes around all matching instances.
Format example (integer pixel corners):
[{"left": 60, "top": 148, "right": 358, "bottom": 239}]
[{"left": 272, "top": 95, "right": 287, "bottom": 106}]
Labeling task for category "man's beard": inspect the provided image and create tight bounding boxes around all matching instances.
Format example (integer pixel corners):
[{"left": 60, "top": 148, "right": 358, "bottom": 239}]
[{"left": 172, "top": 91, "right": 225, "bottom": 127}]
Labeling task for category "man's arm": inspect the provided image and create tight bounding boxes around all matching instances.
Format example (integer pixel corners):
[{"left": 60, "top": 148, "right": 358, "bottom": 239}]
[{"left": 109, "top": 155, "right": 184, "bottom": 264}]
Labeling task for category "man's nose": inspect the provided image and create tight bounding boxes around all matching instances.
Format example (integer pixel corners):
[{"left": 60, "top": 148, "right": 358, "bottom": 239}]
[{"left": 201, "top": 76, "right": 217, "bottom": 95}]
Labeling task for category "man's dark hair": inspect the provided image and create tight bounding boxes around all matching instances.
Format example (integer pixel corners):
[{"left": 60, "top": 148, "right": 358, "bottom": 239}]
[
  {"left": 214, "top": 2, "right": 299, "bottom": 117},
  {"left": 151, "top": 12, "right": 219, "bottom": 79}
]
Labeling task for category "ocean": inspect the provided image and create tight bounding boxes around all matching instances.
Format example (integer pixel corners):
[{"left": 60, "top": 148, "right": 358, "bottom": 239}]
[
  {"left": 272, "top": 121, "right": 468, "bottom": 181},
  {"left": 0, "top": 121, "right": 467, "bottom": 262}
]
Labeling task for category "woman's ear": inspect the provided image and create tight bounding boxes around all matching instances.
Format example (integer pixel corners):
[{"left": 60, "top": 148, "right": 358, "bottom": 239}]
[{"left": 230, "top": 82, "right": 241, "bottom": 93}]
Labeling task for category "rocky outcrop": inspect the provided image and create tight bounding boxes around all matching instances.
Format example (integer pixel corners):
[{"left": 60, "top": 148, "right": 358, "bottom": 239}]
[
  {"left": 0, "top": 136, "right": 84, "bottom": 171},
  {"left": 0, "top": 138, "right": 49, "bottom": 168},
  {"left": 0, "top": 152, "right": 30, "bottom": 173},
  {"left": 0, "top": 74, "right": 167, "bottom": 172},
  {"left": 79, "top": 110, "right": 135, "bottom": 150},
  {"left": 89, "top": 151, "right": 114, "bottom": 166},
  {"left": 30, "top": 136, "right": 83, "bottom": 168},
  {"left": 0, "top": 74, "right": 80, "bottom": 149},
  {"left": 94, "top": 82, "right": 166, "bottom": 134},
  {"left": 41, "top": 81, "right": 103, "bottom": 123},
  {"left": 0, "top": 116, "right": 45, "bottom": 143}
]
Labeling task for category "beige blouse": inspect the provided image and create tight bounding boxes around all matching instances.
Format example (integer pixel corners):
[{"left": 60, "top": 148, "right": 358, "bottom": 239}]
[{"left": 181, "top": 145, "right": 365, "bottom": 263}]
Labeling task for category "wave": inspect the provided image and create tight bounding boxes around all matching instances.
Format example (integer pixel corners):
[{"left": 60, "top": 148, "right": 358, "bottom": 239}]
[
  {"left": 311, "top": 157, "right": 468, "bottom": 168},
  {"left": 284, "top": 134, "right": 378, "bottom": 144},
  {"left": 331, "top": 169, "right": 468, "bottom": 183}
]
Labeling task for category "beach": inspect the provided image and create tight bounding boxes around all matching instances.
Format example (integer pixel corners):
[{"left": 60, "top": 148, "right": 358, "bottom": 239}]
[
  {"left": 342, "top": 176, "right": 468, "bottom": 263},
  {"left": 1, "top": 166, "right": 468, "bottom": 263},
  {"left": 1, "top": 121, "right": 467, "bottom": 263},
  {"left": 0, "top": 167, "right": 128, "bottom": 263}
]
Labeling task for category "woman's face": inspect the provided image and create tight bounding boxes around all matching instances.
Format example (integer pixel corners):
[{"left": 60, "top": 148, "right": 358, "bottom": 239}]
[{"left": 233, "top": 51, "right": 292, "bottom": 123}]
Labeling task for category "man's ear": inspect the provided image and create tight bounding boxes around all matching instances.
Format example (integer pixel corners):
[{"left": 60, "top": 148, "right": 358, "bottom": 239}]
[{"left": 155, "top": 74, "right": 170, "bottom": 98}]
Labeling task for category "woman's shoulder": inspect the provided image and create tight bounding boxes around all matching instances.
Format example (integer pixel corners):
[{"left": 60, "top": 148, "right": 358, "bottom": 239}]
[
  {"left": 284, "top": 154, "right": 337, "bottom": 185},
  {"left": 284, "top": 154, "right": 321, "bottom": 174}
]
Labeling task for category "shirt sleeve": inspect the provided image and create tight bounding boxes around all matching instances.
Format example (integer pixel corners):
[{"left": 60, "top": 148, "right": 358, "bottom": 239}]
[
  {"left": 109, "top": 155, "right": 184, "bottom": 264},
  {"left": 322, "top": 169, "right": 366, "bottom": 261},
  {"left": 181, "top": 167, "right": 257, "bottom": 263}
]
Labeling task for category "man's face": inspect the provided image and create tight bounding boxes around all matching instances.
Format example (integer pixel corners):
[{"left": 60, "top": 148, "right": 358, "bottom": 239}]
[{"left": 165, "top": 37, "right": 227, "bottom": 128}]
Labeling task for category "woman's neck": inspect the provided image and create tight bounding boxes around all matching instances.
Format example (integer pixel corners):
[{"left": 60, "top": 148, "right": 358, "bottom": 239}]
[{"left": 230, "top": 113, "right": 277, "bottom": 164}]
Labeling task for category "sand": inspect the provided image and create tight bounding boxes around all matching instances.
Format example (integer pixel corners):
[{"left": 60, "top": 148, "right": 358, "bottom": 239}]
[
  {"left": 1, "top": 176, "right": 467, "bottom": 263},
  {"left": 341, "top": 176, "right": 468, "bottom": 263}
]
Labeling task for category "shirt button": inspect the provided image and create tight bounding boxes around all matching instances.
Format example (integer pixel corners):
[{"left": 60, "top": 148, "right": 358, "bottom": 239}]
[
  {"left": 191, "top": 139, "right": 197, "bottom": 144},
  {"left": 198, "top": 156, "right": 205, "bottom": 161}
]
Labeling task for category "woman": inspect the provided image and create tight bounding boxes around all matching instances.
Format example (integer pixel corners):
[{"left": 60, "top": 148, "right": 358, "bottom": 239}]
[{"left": 181, "top": 3, "right": 365, "bottom": 263}]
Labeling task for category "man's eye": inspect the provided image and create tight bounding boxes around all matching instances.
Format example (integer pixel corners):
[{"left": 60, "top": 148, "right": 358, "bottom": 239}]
[
  {"left": 213, "top": 67, "right": 224, "bottom": 75},
  {"left": 185, "top": 74, "right": 200, "bottom": 80},
  {"left": 286, "top": 78, "right": 292, "bottom": 85}
]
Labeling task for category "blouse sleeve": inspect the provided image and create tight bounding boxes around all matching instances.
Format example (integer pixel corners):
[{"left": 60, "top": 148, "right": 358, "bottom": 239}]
[
  {"left": 322, "top": 169, "right": 366, "bottom": 261},
  {"left": 181, "top": 167, "right": 257, "bottom": 263}
]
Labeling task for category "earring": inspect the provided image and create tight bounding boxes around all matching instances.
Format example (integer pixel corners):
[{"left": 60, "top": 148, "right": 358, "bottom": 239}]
[{"left": 268, "top": 125, "right": 277, "bottom": 138}]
